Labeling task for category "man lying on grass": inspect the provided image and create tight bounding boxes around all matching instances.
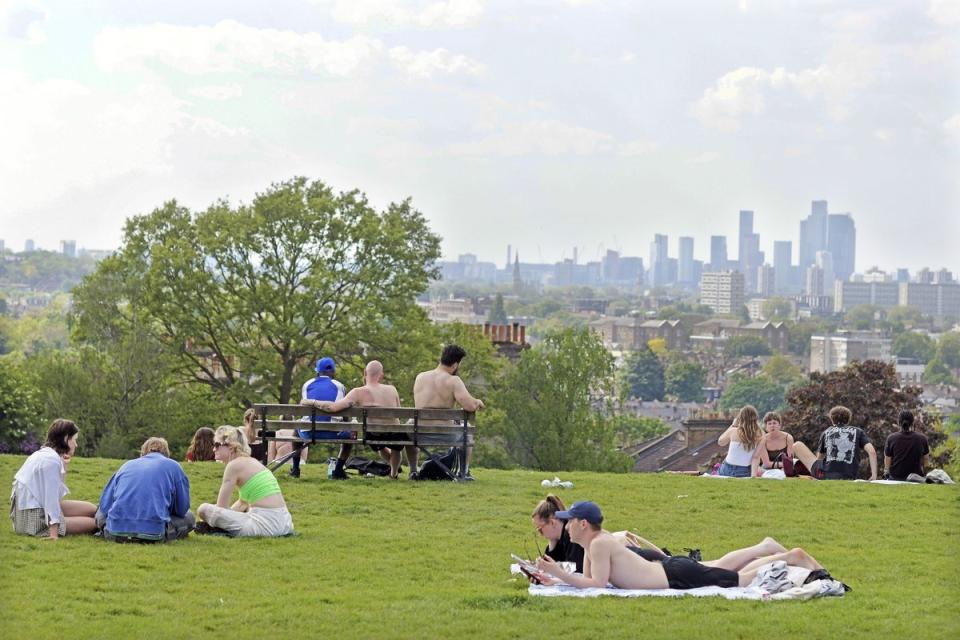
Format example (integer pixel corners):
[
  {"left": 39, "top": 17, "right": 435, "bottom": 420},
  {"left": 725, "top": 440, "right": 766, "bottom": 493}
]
[{"left": 535, "top": 501, "right": 825, "bottom": 590}]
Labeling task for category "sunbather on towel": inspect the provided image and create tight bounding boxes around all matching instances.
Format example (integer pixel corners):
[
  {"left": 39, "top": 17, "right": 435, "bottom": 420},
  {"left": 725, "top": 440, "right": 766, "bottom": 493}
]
[
  {"left": 535, "top": 501, "right": 825, "bottom": 590},
  {"left": 532, "top": 495, "right": 787, "bottom": 573}
]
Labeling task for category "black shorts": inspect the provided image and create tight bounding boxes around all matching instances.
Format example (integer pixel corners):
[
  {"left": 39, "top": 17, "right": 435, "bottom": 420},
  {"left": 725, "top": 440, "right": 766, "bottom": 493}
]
[
  {"left": 368, "top": 434, "right": 409, "bottom": 452},
  {"left": 661, "top": 556, "right": 738, "bottom": 590}
]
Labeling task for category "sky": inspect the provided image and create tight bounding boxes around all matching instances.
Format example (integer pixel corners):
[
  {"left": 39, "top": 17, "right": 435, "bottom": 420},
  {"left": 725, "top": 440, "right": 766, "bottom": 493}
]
[{"left": 0, "top": 0, "right": 958, "bottom": 274}]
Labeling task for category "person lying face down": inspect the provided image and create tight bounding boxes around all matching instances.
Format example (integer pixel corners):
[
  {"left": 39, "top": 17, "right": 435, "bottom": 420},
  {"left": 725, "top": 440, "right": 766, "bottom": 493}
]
[
  {"left": 535, "top": 501, "right": 825, "bottom": 590},
  {"left": 530, "top": 495, "right": 787, "bottom": 575}
]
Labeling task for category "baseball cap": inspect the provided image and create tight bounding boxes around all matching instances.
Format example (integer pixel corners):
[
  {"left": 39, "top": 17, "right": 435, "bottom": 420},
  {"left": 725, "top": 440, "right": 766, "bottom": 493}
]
[
  {"left": 315, "top": 357, "right": 336, "bottom": 374},
  {"left": 555, "top": 501, "right": 603, "bottom": 526}
]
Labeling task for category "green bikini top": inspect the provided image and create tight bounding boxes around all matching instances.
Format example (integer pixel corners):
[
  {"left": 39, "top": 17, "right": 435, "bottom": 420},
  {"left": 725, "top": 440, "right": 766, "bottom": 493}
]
[{"left": 238, "top": 469, "right": 281, "bottom": 504}]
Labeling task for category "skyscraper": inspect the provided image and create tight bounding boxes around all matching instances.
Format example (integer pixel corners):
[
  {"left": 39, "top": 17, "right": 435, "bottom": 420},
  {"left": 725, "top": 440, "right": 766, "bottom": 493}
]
[
  {"left": 709, "top": 236, "right": 728, "bottom": 271},
  {"left": 649, "top": 234, "right": 669, "bottom": 287},
  {"left": 773, "top": 240, "right": 794, "bottom": 294},
  {"left": 700, "top": 271, "right": 745, "bottom": 315},
  {"left": 25, "top": 239, "right": 35, "bottom": 252},
  {"left": 827, "top": 213, "right": 856, "bottom": 282},
  {"left": 799, "top": 200, "right": 828, "bottom": 271},
  {"left": 738, "top": 210, "right": 762, "bottom": 292},
  {"left": 678, "top": 236, "right": 694, "bottom": 286}
]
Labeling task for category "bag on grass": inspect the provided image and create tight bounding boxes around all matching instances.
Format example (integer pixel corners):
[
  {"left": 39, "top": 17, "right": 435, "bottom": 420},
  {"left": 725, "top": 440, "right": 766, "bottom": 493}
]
[
  {"left": 417, "top": 447, "right": 459, "bottom": 481},
  {"left": 344, "top": 456, "right": 391, "bottom": 477}
]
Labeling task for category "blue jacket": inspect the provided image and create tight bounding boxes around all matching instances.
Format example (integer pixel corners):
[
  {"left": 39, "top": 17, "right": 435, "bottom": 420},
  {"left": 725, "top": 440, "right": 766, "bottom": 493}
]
[{"left": 98, "top": 453, "right": 191, "bottom": 536}]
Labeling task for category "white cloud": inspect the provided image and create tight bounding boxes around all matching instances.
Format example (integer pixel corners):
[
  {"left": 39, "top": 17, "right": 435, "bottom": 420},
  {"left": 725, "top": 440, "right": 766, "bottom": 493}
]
[
  {"left": 189, "top": 83, "right": 243, "bottom": 101},
  {"left": 2, "top": 3, "right": 46, "bottom": 43},
  {"left": 328, "top": 0, "right": 483, "bottom": 28},
  {"left": 618, "top": 139, "right": 658, "bottom": 156},
  {"left": 94, "top": 20, "right": 383, "bottom": 77},
  {"left": 388, "top": 46, "right": 485, "bottom": 79},
  {"left": 690, "top": 151, "right": 719, "bottom": 164},
  {"left": 928, "top": 0, "right": 960, "bottom": 25},
  {"left": 448, "top": 120, "right": 612, "bottom": 156},
  {"left": 873, "top": 128, "right": 894, "bottom": 143},
  {"left": 944, "top": 114, "right": 960, "bottom": 142}
]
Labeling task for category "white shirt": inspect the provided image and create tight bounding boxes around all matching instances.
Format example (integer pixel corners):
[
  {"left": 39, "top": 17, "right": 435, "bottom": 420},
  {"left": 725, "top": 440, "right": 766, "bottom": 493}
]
[
  {"left": 724, "top": 440, "right": 759, "bottom": 466},
  {"left": 12, "top": 447, "right": 69, "bottom": 524}
]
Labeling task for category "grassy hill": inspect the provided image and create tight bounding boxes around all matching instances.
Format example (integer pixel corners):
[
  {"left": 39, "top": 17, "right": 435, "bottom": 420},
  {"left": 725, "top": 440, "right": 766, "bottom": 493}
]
[{"left": 1, "top": 455, "right": 958, "bottom": 640}]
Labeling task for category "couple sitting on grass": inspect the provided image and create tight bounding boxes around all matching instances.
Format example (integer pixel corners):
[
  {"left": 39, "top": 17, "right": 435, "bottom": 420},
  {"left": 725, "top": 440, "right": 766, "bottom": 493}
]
[
  {"left": 11, "top": 418, "right": 291, "bottom": 541},
  {"left": 529, "top": 496, "right": 827, "bottom": 591}
]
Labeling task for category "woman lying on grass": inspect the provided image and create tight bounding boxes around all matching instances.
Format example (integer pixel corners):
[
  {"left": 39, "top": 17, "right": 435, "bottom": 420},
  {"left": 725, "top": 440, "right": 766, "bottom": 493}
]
[
  {"left": 10, "top": 419, "right": 97, "bottom": 540},
  {"left": 531, "top": 495, "right": 786, "bottom": 573},
  {"left": 197, "top": 426, "right": 294, "bottom": 537}
]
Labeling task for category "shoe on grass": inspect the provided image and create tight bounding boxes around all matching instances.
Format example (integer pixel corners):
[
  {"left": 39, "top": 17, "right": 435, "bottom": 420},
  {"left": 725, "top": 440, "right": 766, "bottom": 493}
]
[{"left": 330, "top": 468, "right": 349, "bottom": 480}]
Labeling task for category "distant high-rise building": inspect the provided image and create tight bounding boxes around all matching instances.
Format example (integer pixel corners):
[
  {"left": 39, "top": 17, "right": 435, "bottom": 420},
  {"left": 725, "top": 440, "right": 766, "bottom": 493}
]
[
  {"left": 737, "top": 210, "right": 763, "bottom": 292},
  {"left": 899, "top": 282, "right": 960, "bottom": 319},
  {"left": 678, "top": 236, "right": 694, "bottom": 286},
  {"left": 757, "top": 264, "right": 775, "bottom": 297},
  {"left": 0, "top": 239, "right": 5, "bottom": 254},
  {"left": 25, "top": 239, "right": 35, "bottom": 252},
  {"left": 506, "top": 245, "right": 512, "bottom": 269},
  {"left": 815, "top": 250, "right": 835, "bottom": 296},
  {"left": 709, "top": 236, "right": 728, "bottom": 271},
  {"left": 602, "top": 250, "right": 621, "bottom": 282},
  {"left": 699, "top": 271, "right": 745, "bottom": 315},
  {"left": 649, "top": 234, "right": 669, "bottom": 288},
  {"left": 773, "top": 241, "right": 794, "bottom": 294},
  {"left": 896, "top": 268, "right": 910, "bottom": 283},
  {"left": 799, "top": 200, "right": 829, "bottom": 271},
  {"left": 835, "top": 280, "right": 900, "bottom": 312},
  {"left": 827, "top": 213, "right": 856, "bottom": 281},
  {"left": 60, "top": 240, "right": 77, "bottom": 258},
  {"left": 805, "top": 265, "right": 825, "bottom": 297}
]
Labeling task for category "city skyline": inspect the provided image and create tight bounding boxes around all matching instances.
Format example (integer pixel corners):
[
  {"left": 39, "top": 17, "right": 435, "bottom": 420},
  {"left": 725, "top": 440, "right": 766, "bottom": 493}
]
[{"left": 1, "top": 2, "right": 957, "bottom": 273}]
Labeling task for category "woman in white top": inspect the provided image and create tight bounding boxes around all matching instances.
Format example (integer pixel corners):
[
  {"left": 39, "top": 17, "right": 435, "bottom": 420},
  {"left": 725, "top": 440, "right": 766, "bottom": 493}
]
[
  {"left": 10, "top": 419, "right": 98, "bottom": 539},
  {"left": 717, "top": 406, "right": 763, "bottom": 478}
]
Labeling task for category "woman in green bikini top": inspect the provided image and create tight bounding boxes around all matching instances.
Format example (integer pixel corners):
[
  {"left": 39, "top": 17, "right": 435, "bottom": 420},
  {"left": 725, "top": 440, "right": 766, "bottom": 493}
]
[{"left": 196, "top": 426, "right": 293, "bottom": 537}]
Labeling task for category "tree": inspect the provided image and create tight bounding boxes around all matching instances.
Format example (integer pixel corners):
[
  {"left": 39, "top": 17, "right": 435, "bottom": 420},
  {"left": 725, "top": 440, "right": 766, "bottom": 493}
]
[
  {"left": 72, "top": 177, "right": 441, "bottom": 407},
  {"left": 0, "top": 358, "right": 42, "bottom": 452},
  {"left": 892, "top": 332, "right": 936, "bottom": 363},
  {"left": 937, "top": 332, "right": 960, "bottom": 369},
  {"left": 761, "top": 297, "right": 793, "bottom": 321},
  {"left": 724, "top": 335, "right": 772, "bottom": 358},
  {"left": 845, "top": 304, "right": 878, "bottom": 330},
  {"left": 487, "top": 293, "right": 507, "bottom": 324},
  {"left": 664, "top": 361, "right": 706, "bottom": 402},
  {"left": 924, "top": 357, "right": 956, "bottom": 386},
  {"left": 491, "top": 328, "right": 632, "bottom": 472},
  {"left": 619, "top": 345, "right": 665, "bottom": 400},
  {"left": 783, "top": 360, "right": 944, "bottom": 469},
  {"left": 647, "top": 337, "right": 668, "bottom": 358},
  {"left": 719, "top": 375, "right": 787, "bottom": 416},
  {"left": 786, "top": 318, "right": 837, "bottom": 357},
  {"left": 611, "top": 414, "right": 669, "bottom": 448},
  {"left": 760, "top": 354, "right": 804, "bottom": 388}
]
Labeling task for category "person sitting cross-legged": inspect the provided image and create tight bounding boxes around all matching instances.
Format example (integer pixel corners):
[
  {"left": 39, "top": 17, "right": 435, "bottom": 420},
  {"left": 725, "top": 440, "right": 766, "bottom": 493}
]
[
  {"left": 884, "top": 410, "right": 930, "bottom": 481},
  {"left": 791, "top": 406, "right": 878, "bottom": 481},
  {"left": 96, "top": 437, "right": 194, "bottom": 543},
  {"left": 197, "top": 426, "right": 293, "bottom": 537}
]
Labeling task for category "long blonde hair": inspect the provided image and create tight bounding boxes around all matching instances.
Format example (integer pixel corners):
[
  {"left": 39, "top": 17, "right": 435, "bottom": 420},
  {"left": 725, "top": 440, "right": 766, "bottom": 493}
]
[{"left": 733, "top": 405, "right": 763, "bottom": 449}]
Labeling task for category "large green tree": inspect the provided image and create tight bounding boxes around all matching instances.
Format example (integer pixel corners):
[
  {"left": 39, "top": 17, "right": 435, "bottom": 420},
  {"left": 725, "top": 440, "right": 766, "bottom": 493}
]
[
  {"left": 719, "top": 375, "right": 787, "bottom": 416},
  {"left": 892, "top": 332, "right": 936, "bottom": 362},
  {"left": 619, "top": 345, "right": 665, "bottom": 401},
  {"left": 0, "top": 357, "right": 42, "bottom": 452},
  {"left": 491, "top": 328, "right": 631, "bottom": 472},
  {"left": 72, "top": 177, "right": 441, "bottom": 406},
  {"left": 724, "top": 335, "right": 772, "bottom": 358},
  {"left": 664, "top": 361, "right": 706, "bottom": 402},
  {"left": 936, "top": 332, "right": 960, "bottom": 369}
]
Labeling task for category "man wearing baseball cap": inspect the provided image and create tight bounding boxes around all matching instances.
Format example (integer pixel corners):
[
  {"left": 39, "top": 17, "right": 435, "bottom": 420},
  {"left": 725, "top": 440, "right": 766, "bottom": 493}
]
[
  {"left": 292, "top": 357, "right": 350, "bottom": 479},
  {"left": 536, "top": 501, "right": 826, "bottom": 590}
]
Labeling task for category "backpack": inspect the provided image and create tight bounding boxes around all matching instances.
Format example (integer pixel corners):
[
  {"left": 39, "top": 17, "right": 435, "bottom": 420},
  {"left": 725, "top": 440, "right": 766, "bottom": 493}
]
[
  {"left": 344, "top": 456, "right": 391, "bottom": 477},
  {"left": 417, "top": 447, "right": 460, "bottom": 481}
]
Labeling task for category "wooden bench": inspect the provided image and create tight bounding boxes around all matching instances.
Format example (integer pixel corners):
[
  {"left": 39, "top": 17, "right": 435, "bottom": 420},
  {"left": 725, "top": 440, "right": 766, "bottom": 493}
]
[{"left": 253, "top": 403, "right": 476, "bottom": 481}]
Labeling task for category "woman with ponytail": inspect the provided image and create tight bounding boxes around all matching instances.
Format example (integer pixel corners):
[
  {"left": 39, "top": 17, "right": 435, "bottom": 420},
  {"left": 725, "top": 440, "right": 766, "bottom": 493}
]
[{"left": 717, "top": 405, "right": 764, "bottom": 478}]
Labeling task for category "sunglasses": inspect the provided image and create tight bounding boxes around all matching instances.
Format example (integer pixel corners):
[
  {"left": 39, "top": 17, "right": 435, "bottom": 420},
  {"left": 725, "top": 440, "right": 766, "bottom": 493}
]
[{"left": 213, "top": 441, "right": 230, "bottom": 449}]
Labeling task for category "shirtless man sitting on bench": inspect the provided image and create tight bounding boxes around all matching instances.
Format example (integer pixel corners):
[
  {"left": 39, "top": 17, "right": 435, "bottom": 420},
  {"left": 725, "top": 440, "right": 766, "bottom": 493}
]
[{"left": 535, "top": 501, "right": 825, "bottom": 590}]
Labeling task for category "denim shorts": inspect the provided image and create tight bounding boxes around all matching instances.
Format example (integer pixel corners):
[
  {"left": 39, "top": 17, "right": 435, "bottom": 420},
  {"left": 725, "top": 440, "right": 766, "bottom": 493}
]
[{"left": 718, "top": 461, "right": 752, "bottom": 478}]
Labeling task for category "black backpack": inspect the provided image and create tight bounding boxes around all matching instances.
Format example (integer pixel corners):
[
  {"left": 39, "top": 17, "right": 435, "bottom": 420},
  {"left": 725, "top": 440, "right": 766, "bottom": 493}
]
[
  {"left": 344, "top": 456, "right": 391, "bottom": 477},
  {"left": 417, "top": 448, "right": 460, "bottom": 481}
]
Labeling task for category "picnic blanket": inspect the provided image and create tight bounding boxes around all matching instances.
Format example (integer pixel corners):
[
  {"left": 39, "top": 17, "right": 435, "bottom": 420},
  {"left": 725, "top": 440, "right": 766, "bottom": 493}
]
[{"left": 512, "top": 564, "right": 846, "bottom": 601}]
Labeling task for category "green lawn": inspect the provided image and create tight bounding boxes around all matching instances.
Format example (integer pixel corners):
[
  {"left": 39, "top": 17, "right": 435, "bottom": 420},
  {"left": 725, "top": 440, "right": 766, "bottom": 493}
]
[{"left": 1, "top": 455, "right": 958, "bottom": 640}]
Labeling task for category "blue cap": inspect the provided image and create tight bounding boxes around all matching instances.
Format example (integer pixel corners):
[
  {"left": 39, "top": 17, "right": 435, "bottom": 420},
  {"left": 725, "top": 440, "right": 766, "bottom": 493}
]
[
  {"left": 555, "top": 501, "right": 603, "bottom": 526},
  {"left": 315, "top": 357, "right": 335, "bottom": 374}
]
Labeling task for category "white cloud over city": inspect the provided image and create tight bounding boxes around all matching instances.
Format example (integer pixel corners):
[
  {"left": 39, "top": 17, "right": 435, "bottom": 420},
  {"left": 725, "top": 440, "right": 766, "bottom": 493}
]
[{"left": 0, "top": 0, "right": 956, "bottom": 273}]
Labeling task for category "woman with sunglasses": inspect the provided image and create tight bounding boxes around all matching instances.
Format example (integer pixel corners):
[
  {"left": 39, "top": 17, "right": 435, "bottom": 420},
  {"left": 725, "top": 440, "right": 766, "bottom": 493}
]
[
  {"left": 196, "top": 425, "right": 293, "bottom": 537},
  {"left": 530, "top": 495, "right": 786, "bottom": 573}
]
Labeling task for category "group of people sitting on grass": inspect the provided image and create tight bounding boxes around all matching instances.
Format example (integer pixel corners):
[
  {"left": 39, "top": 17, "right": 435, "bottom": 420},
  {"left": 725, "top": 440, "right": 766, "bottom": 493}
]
[
  {"left": 715, "top": 404, "right": 932, "bottom": 482},
  {"left": 9, "top": 345, "right": 484, "bottom": 542},
  {"left": 527, "top": 495, "right": 830, "bottom": 591},
  {"left": 10, "top": 418, "right": 293, "bottom": 541}
]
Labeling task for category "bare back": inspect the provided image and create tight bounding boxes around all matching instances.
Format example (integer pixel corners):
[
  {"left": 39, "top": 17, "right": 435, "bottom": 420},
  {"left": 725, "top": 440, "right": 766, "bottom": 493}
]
[
  {"left": 585, "top": 533, "right": 670, "bottom": 590},
  {"left": 349, "top": 382, "right": 401, "bottom": 424}
]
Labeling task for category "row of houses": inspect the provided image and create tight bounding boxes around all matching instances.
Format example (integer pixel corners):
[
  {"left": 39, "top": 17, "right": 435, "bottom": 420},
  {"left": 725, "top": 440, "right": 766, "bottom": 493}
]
[{"left": 589, "top": 316, "right": 789, "bottom": 352}]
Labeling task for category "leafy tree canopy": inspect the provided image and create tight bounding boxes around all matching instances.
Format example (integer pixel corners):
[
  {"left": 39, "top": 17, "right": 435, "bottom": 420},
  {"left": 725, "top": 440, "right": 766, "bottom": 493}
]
[
  {"left": 664, "top": 361, "right": 706, "bottom": 402},
  {"left": 72, "top": 177, "right": 442, "bottom": 406},
  {"left": 619, "top": 345, "right": 665, "bottom": 401},
  {"left": 719, "top": 375, "right": 787, "bottom": 416},
  {"left": 936, "top": 332, "right": 960, "bottom": 369},
  {"left": 760, "top": 354, "right": 804, "bottom": 387},
  {"left": 891, "top": 332, "right": 936, "bottom": 363},
  {"left": 724, "top": 335, "right": 772, "bottom": 358}
]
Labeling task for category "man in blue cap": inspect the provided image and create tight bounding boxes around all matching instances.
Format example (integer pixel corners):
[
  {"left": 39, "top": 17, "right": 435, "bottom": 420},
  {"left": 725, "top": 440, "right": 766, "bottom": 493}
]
[
  {"left": 292, "top": 356, "right": 350, "bottom": 479},
  {"left": 535, "top": 501, "right": 826, "bottom": 590}
]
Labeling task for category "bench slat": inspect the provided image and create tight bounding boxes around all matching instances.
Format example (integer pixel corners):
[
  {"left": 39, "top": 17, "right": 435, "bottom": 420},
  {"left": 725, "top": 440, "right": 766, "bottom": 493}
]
[
  {"left": 260, "top": 420, "right": 476, "bottom": 435},
  {"left": 254, "top": 404, "right": 474, "bottom": 422}
]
